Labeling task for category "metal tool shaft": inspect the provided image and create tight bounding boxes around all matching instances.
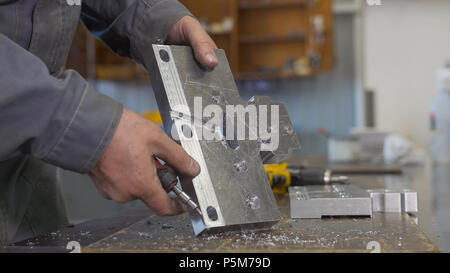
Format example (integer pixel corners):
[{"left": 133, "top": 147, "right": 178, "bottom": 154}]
[
  {"left": 172, "top": 186, "right": 202, "bottom": 216},
  {"left": 288, "top": 167, "right": 349, "bottom": 186},
  {"left": 155, "top": 159, "right": 202, "bottom": 216}
]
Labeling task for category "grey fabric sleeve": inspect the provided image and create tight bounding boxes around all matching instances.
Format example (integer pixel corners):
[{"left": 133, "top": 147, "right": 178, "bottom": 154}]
[
  {"left": 0, "top": 34, "right": 123, "bottom": 173},
  {"left": 81, "top": 0, "right": 192, "bottom": 68}
]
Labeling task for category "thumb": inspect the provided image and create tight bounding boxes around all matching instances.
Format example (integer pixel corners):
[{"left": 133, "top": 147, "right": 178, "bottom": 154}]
[
  {"left": 182, "top": 17, "right": 218, "bottom": 69},
  {"left": 192, "top": 41, "right": 218, "bottom": 70}
]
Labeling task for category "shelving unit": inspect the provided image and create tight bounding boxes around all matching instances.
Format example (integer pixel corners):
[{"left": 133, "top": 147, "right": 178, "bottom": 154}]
[
  {"left": 236, "top": 0, "right": 333, "bottom": 78},
  {"left": 179, "top": 0, "right": 239, "bottom": 74},
  {"left": 239, "top": 0, "right": 308, "bottom": 9},
  {"left": 181, "top": 0, "right": 334, "bottom": 79},
  {"left": 239, "top": 34, "right": 306, "bottom": 44},
  {"left": 66, "top": 0, "right": 334, "bottom": 81}
]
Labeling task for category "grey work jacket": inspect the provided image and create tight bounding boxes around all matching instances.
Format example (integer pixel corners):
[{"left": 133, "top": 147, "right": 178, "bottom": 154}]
[
  {"left": 0, "top": 0, "right": 191, "bottom": 246},
  {"left": 0, "top": 0, "right": 191, "bottom": 173}
]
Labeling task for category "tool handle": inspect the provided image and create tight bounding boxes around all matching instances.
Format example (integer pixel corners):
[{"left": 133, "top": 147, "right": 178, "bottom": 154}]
[
  {"left": 154, "top": 159, "right": 178, "bottom": 192},
  {"left": 289, "top": 167, "right": 327, "bottom": 186}
]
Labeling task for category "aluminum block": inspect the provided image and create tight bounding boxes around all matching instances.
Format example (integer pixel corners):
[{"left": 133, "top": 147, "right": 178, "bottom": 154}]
[
  {"left": 289, "top": 185, "right": 373, "bottom": 219},
  {"left": 146, "top": 45, "right": 300, "bottom": 235},
  {"left": 368, "top": 189, "right": 418, "bottom": 213}
]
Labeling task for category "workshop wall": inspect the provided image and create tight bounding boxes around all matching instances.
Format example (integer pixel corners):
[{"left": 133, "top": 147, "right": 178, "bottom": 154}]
[{"left": 363, "top": 0, "right": 450, "bottom": 149}]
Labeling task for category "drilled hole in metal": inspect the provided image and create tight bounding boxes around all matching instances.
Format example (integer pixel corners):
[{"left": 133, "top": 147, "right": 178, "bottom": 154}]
[
  {"left": 234, "top": 160, "right": 248, "bottom": 173},
  {"left": 221, "top": 114, "right": 239, "bottom": 150},
  {"left": 181, "top": 124, "right": 193, "bottom": 138},
  {"left": 226, "top": 139, "right": 239, "bottom": 150},
  {"left": 159, "top": 49, "right": 170, "bottom": 62},
  {"left": 245, "top": 194, "right": 261, "bottom": 210},
  {"left": 211, "top": 90, "right": 226, "bottom": 105},
  {"left": 284, "top": 125, "right": 294, "bottom": 135},
  {"left": 206, "top": 206, "right": 218, "bottom": 221}
]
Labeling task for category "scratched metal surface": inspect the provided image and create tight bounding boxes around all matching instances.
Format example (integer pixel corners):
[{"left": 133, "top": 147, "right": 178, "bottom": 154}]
[{"left": 83, "top": 194, "right": 437, "bottom": 253}]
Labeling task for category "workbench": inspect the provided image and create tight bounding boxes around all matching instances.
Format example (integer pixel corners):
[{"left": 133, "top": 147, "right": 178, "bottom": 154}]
[{"left": 7, "top": 158, "right": 439, "bottom": 253}]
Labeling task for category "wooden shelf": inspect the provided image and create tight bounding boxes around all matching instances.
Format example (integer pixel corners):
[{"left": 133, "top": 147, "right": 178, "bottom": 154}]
[
  {"left": 66, "top": 0, "right": 333, "bottom": 82},
  {"left": 95, "top": 64, "right": 148, "bottom": 82},
  {"left": 239, "top": 34, "right": 305, "bottom": 44},
  {"left": 239, "top": 0, "right": 307, "bottom": 10},
  {"left": 180, "top": 0, "right": 239, "bottom": 74},
  {"left": 237, "top": 70, "right": 312, "bottom": 80},
  {"left": 209, "top": 31, "right": 233, "bottom": 36}
]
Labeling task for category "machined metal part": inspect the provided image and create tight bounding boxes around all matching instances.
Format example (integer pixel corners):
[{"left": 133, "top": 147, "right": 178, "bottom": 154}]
[
  {"left": 289, "top": 185, "right": 373, "bottom": 219},
  {"left": 368, "top": 189, "right": 418, "bottom": 213},
  {"left": 289, "top": 185, "right": 418, "bottom": 219},
  {"left": 402, "top": 190, "right": 418, "bottom": 213},
  {"left": 247, "top": 96, "right": 300, "bottom": 163},
  {"left": 146, "top": 45, "right": 300, "bottom": 235}
]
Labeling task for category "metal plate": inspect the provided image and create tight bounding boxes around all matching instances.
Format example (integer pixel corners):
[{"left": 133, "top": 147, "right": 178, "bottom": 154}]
[
  {"left": 146, "top": 45, "right": 300, "bottom": 235},
  {"left": 289, "top": 185, "right": 373, "bottom": 219}
]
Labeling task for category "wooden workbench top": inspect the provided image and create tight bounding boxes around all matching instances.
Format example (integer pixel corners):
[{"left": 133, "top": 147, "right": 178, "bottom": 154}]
[
  {"left": 8, "top": 159, "right": 438, "bottom": 253},
  {"left": 81, "top": 194, "right": 436, "bottom": 253}
]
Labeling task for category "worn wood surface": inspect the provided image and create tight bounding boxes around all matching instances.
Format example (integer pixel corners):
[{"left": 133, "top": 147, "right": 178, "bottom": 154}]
[
  {"left": 83, "top": 192, "right": 436, "bottom": 253},
  {"left": 10, "top": 160, "right": 438, "bottom": 253}
]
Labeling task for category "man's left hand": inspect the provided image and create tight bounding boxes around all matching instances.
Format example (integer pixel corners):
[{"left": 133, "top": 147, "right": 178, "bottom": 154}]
[{"left": 167, "top": 16, "right": 218, "bottom": 69}]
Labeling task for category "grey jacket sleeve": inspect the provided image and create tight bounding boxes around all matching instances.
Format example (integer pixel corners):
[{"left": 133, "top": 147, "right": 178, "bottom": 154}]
[
  {"left": 80, "top": 0, "right": 192, "bottom": 68},
  {"left": 0, "top": 33, "right": 123, "bottom": 173}
]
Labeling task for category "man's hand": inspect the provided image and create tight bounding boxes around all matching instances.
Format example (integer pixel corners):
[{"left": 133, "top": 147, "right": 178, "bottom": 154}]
[
  {"left": 167, "top": 16, "right": 218, "bottom": 69},
  {"left": 89, "top": 109, "right": 201, "bottom": 216}
]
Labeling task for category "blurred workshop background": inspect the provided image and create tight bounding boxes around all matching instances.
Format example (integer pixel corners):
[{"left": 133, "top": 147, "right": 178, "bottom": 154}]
[{"left": 60, "top": 0, "right": 450, "bottom": 250}]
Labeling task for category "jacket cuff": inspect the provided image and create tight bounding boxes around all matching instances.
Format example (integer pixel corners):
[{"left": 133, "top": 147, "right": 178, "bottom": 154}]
[
  {"left": 43, "top": 84, "right": 123, "bottom": 173},
  {"left": 130, "top": 0, "right": 192, "bottom": 67}
]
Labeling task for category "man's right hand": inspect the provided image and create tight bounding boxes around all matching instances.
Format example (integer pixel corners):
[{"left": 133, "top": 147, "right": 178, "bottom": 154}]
[{"left": 89, "top": 109, "right": 201, "bottom": 216}]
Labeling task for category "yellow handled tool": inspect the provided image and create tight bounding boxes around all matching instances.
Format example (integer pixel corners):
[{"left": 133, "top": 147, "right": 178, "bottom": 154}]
[
  {"left": 265, "top": 163, "right": 292, "bottom": 194},
  {"left": 265, "top": 163, "right": 349, "bottom": 194}
]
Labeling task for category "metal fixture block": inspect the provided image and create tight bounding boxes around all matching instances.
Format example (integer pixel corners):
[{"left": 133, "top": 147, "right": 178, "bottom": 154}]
[
  {"left": 368, "top": 189, "right": 418, "bottom": 213},
  {"left": 289, "top": 185, "right": 372, "bottom": 219},
  {"left": 369, "top": 190, "right": 401, "bottom": 213},
  {"left": 402, "top": 190, "right": 418, "bottom": 213},
  {"left": 146, "top": 45, "right": 300, "bottom": 235}
]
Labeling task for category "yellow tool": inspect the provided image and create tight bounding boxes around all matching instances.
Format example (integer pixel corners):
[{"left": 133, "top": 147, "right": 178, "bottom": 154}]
[
  {"left": 265, "top": 163, "right": 349, "bottom": 194},
  {"left": 265, "top": 163, "right": 292, "bottom": 194},
  {"left": 142, "top": 110, "right": 163, "bottom": 125}
]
